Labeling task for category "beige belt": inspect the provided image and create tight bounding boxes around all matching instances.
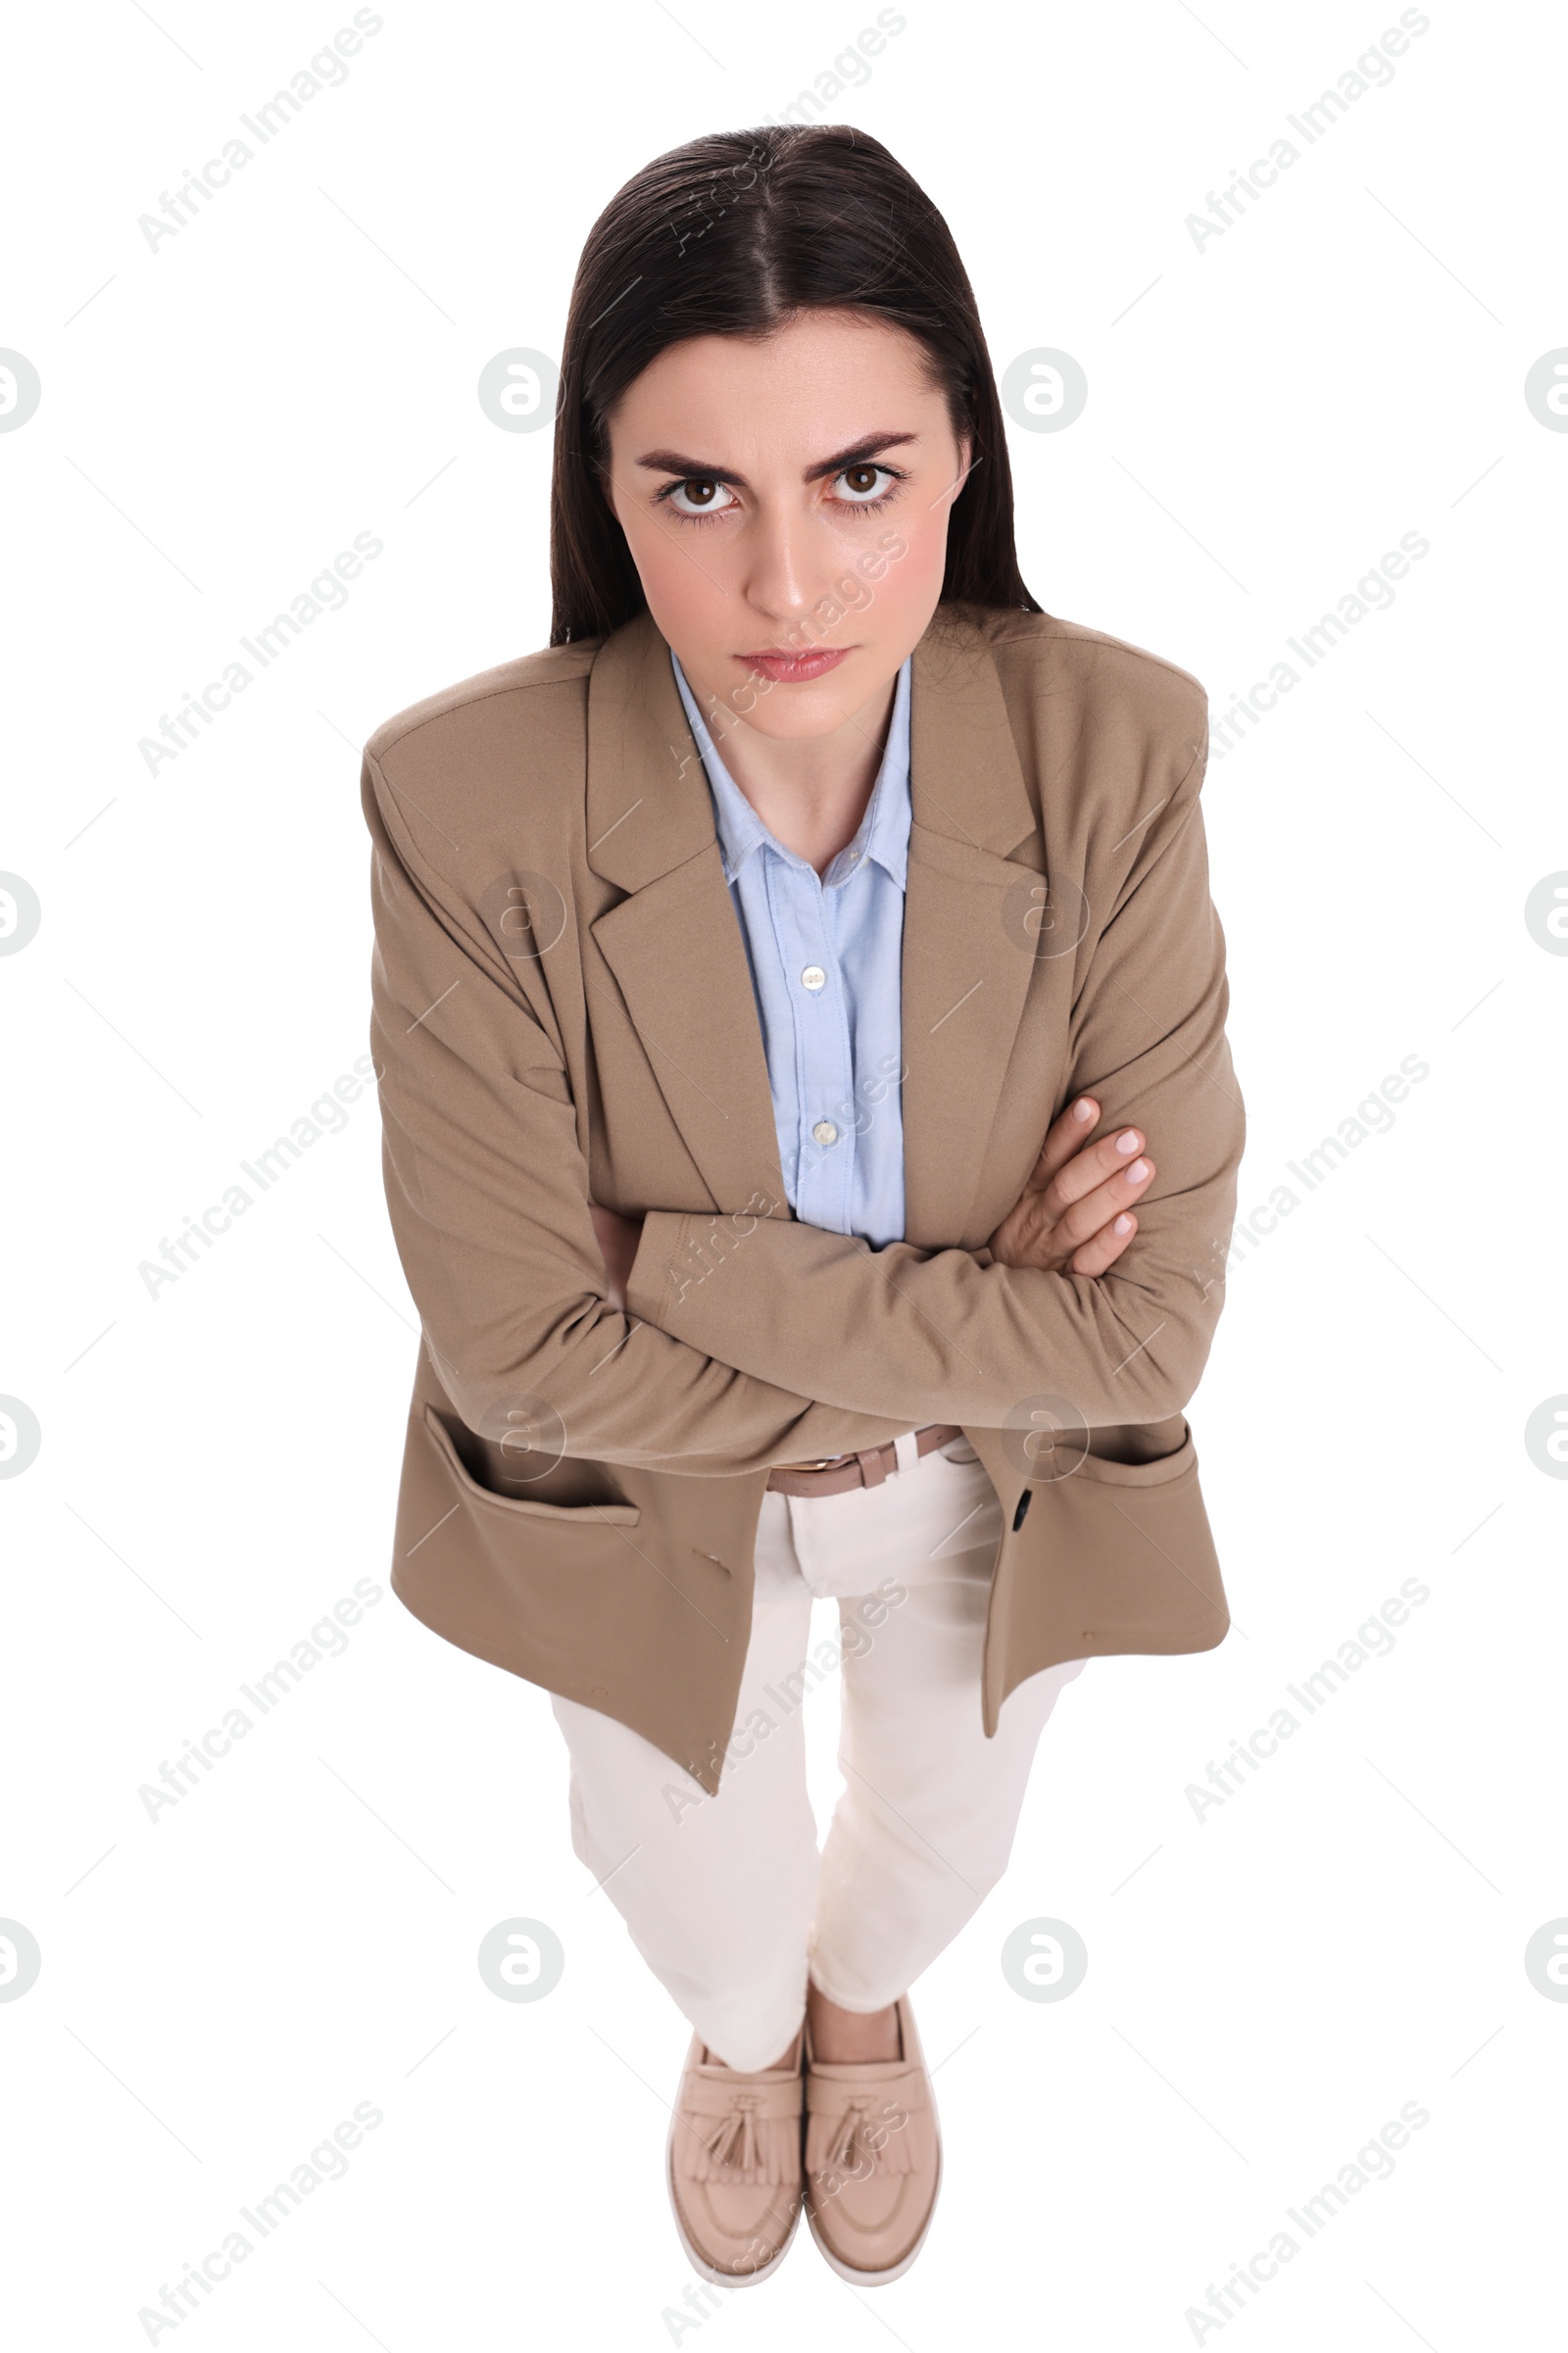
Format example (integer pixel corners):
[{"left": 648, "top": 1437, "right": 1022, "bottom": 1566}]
[{"left": 766, "top": 1423, "right": 962, "bottom": 1497}]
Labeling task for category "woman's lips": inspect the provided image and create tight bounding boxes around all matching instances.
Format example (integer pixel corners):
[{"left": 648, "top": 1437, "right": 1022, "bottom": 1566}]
[{"left": 734, "top": 647, "right": 851, "bottom": 684}]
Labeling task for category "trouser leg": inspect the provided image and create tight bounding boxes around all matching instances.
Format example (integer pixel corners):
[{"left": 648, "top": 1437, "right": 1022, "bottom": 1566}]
[
  {"left": 550, "top": 1489, "right": 820, "bottom": 2071},
  {"left": 804, "top": 1447, "right": 1085, "bottom": 2013}
]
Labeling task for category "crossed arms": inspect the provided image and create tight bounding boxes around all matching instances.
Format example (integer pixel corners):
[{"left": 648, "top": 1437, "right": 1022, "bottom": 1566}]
[{"left": 365, "top": 743, "right": 1243, "bottom": 1478}]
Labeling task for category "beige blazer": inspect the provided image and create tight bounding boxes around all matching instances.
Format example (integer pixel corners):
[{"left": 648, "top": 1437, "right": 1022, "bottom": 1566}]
[{"left": 362, "top": 603, "right": 1244, "bottom": 1793}]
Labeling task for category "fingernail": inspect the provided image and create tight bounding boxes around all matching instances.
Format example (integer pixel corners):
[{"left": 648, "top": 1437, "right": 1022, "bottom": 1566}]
[
  {"left": 1115, "top": 1129, "right": 1141, "bottom": 1153},
  {"left": 1113, "top": 1213, "right": 1133, "bottom": 1235},
  {"left": 1126, "top": 1159, "right": 1150, "bottom": 1184},
  {"left": 1072, "top": 1098, "right": 1095, "bottom": 1121}
]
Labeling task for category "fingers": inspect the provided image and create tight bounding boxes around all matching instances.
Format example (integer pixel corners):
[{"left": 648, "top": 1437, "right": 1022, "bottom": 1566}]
[
  {"left": 993, "top": 1100, "right": 1155, "bottom": 1272},
  {"left": 1069, "top": 1209, "right": 1138, "bottom": 1278},
  {"left": 989, "top": 1147, "right": 1153, "bottom": 1271},
  {"left": 1003, "top": 1152, "right": 1149, "bottom": 1280},
  {"left": 1024, "top": 1094, "right": 1102, "bottom": 1193},
  {"left": 1037, "top": 1119, "right": 1149, "bottom": 1218},
  {"left": 1052, "top": 1152, "right": 1156, "bottom": 1254}
]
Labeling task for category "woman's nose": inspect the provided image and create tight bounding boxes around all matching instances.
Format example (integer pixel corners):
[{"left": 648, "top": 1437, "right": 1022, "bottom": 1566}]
[{"left": 740, "top": 505, "right": 823, "bottom": 630}]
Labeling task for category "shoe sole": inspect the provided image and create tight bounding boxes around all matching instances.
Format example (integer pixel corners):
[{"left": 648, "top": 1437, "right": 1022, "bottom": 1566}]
[
  {"left": 804, "top": 2144, "right": 942, "bottom": 2287},
  {"left": 664, "top": 2100, "right": 803, "bottom": 2289}
]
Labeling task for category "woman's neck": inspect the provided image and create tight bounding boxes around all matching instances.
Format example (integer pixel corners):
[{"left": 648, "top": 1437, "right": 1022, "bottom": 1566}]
[{"left": 704, "top": 670, "right": 899, "bottom": 878}]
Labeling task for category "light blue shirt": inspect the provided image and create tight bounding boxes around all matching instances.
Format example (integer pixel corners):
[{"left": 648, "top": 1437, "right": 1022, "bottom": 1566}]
[{"left": 671, "top": 652, "right": 911, "bottom": 1248}]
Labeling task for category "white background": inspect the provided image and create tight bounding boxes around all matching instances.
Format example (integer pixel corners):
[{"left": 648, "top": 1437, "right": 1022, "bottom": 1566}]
[{"left": 3, "top": 0, "right": 1565, "bottom": 2344}]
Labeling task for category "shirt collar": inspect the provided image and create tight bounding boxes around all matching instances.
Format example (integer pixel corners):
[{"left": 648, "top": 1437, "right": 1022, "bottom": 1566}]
[{"left": 670, "top": 650, "right": 911, "bottom": 893}]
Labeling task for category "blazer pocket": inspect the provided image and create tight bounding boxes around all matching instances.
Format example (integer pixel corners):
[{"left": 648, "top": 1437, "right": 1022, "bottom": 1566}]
[
  {"left": 419, "top": 1404, "right": 641, "bottom": 1525},
  {"left": 1007, "top": 1421, "right": 1224, "bottom": 1658},
  {"left": 394, "top": 1400, "right": 741, "bottom": 1734},
  {"left": 1070, "top": 1427, "right": 1198, "bottom": 1490}
]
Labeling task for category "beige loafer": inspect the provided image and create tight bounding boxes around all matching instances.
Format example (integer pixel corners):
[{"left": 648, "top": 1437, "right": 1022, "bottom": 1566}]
[
  {"left": 803, "top": 1994, "right": 940, "bottom": 2284},
  {"left": 666, "top": 2027, "right": 806, "bottom": 2285}
]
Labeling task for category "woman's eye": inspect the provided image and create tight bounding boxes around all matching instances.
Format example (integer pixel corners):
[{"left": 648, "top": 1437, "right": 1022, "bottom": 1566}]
[
  {"left": 665, "top": 476, "right": 736, "bottom": 515},
  {"left": 833, "top": 464, "right": 893, "bottom": 503}
]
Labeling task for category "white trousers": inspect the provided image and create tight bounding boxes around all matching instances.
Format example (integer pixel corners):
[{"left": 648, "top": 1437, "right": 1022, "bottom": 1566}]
[{"left": 552, "top": 1435, "right": 1086, "bottom": 2071}]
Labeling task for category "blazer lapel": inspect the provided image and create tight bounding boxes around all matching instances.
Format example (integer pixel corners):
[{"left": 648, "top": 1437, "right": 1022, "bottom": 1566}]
[
  {"left": 584, "top": 609, "right": 1046, "bottom": 1245},
  {"left": 902, "top": 614, "right": 1045, "bottom": 1249},
  {"left": 586, "top": 616, "right": 788, "bottom": 1217}
]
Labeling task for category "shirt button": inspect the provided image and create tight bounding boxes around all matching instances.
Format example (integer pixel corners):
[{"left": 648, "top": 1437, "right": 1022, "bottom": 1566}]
[
  {"left": 801, "top": 964, "right": 826, "bottom": 992},
  {"left": 811, "top": 1119, "right": 839, "bottom": 1147}
]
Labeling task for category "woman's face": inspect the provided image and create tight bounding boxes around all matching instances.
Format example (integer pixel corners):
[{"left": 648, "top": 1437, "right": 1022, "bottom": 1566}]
[{"left": 604, "top": 309, "right": 970, "bottom": 741}]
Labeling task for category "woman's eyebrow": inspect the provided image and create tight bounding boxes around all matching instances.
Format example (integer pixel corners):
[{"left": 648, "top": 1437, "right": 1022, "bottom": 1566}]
[
  {"left": 804, "top": 430, "right": 919, "bottom": 481},
  {"left": 634, "top": 449, "right": 749, "bottom": 484},
  {"left": 633, "top": 431, "right": 920, "bottom": 487}
]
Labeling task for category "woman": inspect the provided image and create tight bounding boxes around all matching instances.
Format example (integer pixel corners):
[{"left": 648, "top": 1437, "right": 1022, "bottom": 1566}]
[{"left": 362, "top": 124, "right": 1244, "bottom": 2289}]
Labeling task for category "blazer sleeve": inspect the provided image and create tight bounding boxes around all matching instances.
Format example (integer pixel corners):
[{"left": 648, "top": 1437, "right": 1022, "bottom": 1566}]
[
  {"left": 363, "top": 747, "right": 914, "bottom": 1477},
  {"left": 626, "top": 742, "right": 1245, "bottom": 1433}
]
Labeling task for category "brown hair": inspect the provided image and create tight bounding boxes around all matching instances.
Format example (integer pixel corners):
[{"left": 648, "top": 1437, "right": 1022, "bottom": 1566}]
[{"left": 549, "top": 123, "right": 1042, "bottom": 645}]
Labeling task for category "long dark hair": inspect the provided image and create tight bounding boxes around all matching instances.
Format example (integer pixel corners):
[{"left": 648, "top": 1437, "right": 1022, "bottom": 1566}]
[{"left": 549, "top": 124, "right": 1042, "bottom": 646}]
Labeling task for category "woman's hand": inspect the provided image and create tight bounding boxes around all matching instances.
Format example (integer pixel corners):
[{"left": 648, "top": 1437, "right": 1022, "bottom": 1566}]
[
  {"left": 590, "top": 1201, "right": 646, "bottom": 1312},
  {"left": 986, "top": 1096, "right": 1155, "bottom": 1277}
]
